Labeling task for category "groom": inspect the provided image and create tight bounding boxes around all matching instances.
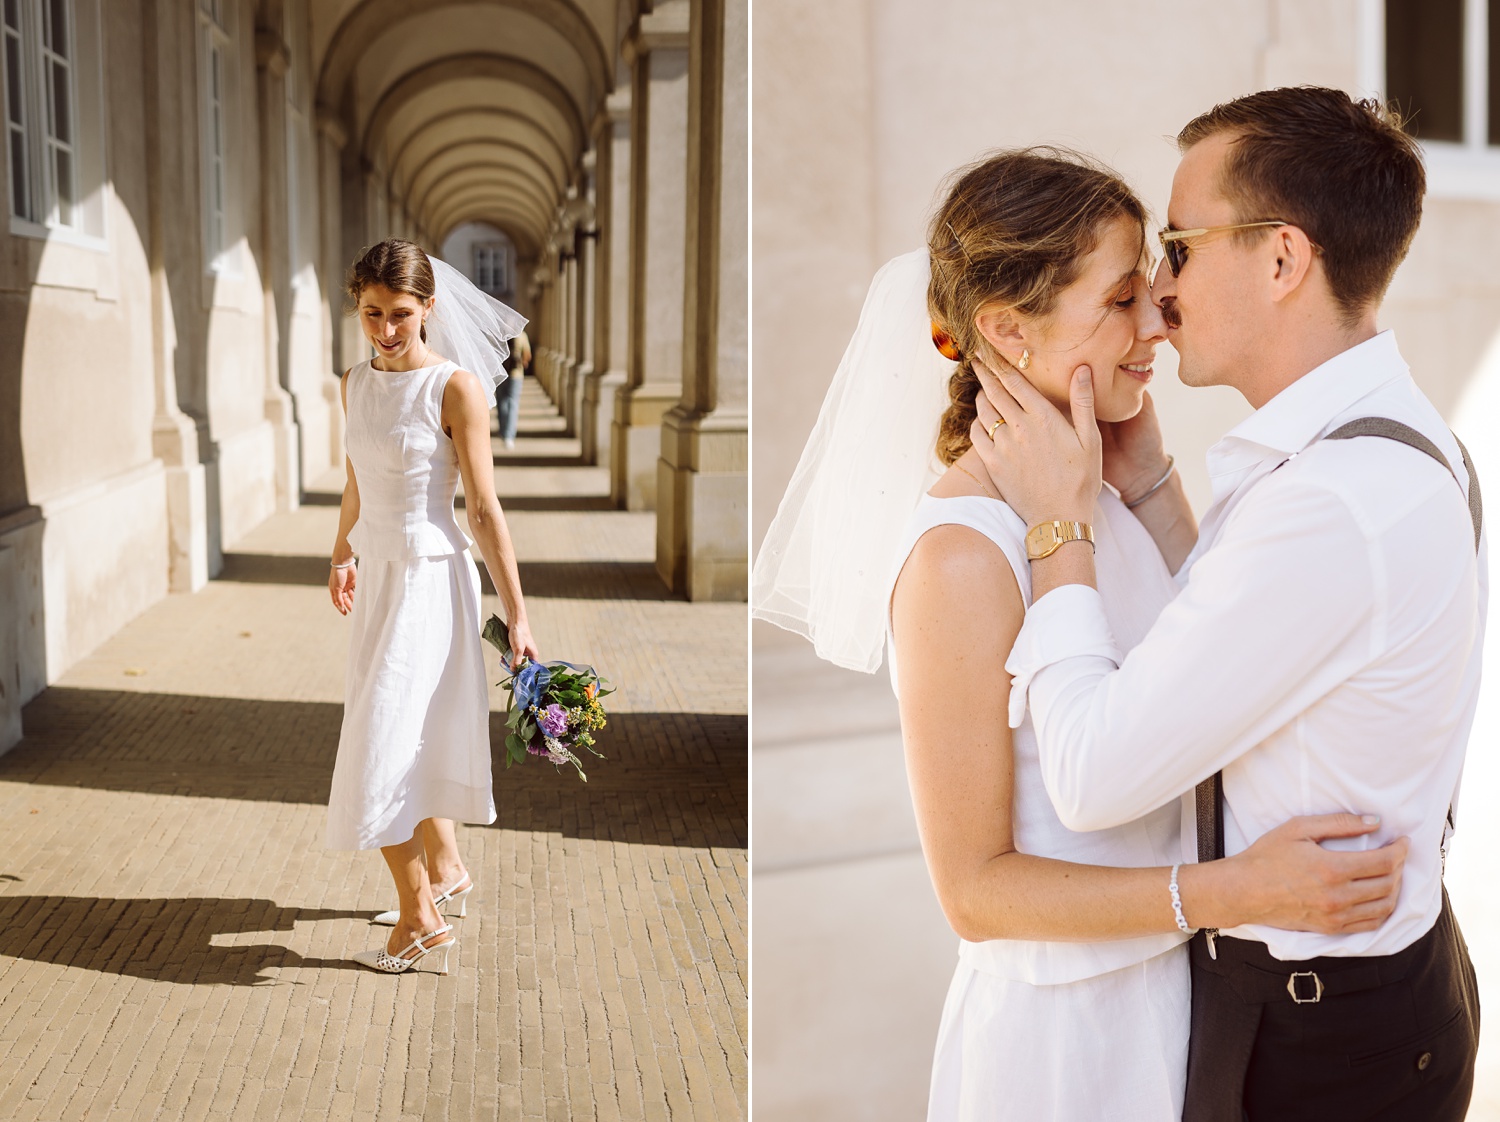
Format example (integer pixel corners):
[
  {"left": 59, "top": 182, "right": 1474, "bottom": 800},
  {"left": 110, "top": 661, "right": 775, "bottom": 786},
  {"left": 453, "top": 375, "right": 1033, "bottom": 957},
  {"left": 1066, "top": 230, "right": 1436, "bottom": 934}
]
[{"left": 971, "top": 88, "right": 1484, "bottom": 1120}]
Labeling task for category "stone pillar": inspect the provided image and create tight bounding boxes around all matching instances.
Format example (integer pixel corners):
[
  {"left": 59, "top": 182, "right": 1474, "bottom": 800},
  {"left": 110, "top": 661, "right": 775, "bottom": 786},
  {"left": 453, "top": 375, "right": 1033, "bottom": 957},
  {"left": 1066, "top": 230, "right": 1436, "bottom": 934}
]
[
  {"left": 144, "top": 1, "right": 208, "bottom": 592},
  {"left": 611, "top": 1, "right": 691, "bottom": 510},
  {"left": 583, "top": 87, "right": 631, "bottom": 468},
  {"left": 567, "top": 190, "right": 597, "bottom": 439},
  {"left": 656, "top": 0, "right": 747, "bottom": 599},
  {"left": 558, "top": 247, "right": 577, "bottom": 422},
  {"left": 255, "top": 26, "right": 300, "bottom": 512},
  {"left": 535, "top": 266, "right": 556, "bottom": 400},
  {"left": 0, "top": 544, "right": 21, "bottom": 754}
]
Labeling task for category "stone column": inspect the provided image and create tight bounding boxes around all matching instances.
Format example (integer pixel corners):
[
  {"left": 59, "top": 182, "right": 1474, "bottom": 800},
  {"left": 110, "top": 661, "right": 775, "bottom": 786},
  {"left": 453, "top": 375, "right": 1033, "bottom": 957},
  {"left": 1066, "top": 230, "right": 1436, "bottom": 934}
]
[
  {"left": 535, "top": 265, "right": 556, "bottom": 400},
  {"left": 144, "top": 1, "right": 208, "bottom": 592},
  {"left": 656, "top": 0, "right": 747, "bottom": 599},
  {"left": 611, "top": 1, "right": 691, "bottom": 510},
  {"left": 583, "top": 87, "right": 631, "bottom": 468},
  {"left": 558, "top": 246, "right": 577, "bottom": 419},
  {"left": 317, "top": 110, "right": 352, "bottom": 470},
  {"left": 255, "top": 26, "right": 300, "bottom": 512},
  {"left": 567, "top": 195, "right": 597, "bottom": 438}
]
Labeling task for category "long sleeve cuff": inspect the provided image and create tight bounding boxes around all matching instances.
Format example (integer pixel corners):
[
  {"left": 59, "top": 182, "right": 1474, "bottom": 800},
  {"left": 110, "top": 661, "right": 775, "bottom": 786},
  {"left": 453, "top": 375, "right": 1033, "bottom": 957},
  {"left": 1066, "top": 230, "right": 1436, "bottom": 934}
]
[{"left": 1004, "top": 584, "right": 1122, "bottom": 729}]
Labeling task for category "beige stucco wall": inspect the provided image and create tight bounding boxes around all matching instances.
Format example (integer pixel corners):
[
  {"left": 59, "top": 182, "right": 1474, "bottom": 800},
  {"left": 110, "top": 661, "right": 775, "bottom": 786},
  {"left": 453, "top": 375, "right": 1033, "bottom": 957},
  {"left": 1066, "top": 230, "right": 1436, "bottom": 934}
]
[{"left": 753, "top": 1, "right": 1500, "bottom": 1118}]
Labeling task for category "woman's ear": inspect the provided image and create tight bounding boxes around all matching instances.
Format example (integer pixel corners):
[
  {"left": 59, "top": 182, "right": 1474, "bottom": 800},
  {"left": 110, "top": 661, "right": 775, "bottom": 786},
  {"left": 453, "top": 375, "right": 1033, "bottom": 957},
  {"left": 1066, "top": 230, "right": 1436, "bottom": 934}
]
[{"left": 974, "top": 304, "right": 1027, "bottom": 355}]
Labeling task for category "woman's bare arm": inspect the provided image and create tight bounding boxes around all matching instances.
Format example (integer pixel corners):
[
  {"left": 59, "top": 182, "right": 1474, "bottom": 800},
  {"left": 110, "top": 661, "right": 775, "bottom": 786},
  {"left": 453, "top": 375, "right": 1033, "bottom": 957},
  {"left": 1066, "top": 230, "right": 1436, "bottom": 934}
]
[
  {"left": 891, "top": 523, "right": 1406, "bottom": 942},
  {"left": 330, "top": 369, "right": 360, "bottom": 615},
  {"left": 443, "top": 368, "right": 540, "bottom": 663}
]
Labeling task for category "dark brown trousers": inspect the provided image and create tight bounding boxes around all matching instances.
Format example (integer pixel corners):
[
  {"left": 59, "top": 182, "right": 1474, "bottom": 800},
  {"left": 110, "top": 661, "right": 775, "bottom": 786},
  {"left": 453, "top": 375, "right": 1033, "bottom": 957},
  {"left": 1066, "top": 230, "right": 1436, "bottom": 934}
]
[{"left": 1183, "top": 892, "right": 1479, "bottom": 1122}]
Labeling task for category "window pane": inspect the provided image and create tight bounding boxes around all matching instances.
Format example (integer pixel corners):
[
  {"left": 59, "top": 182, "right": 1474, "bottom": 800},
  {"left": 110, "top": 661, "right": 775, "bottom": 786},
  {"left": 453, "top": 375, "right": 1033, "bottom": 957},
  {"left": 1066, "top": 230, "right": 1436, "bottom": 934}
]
[
  {"left": 1386, "top": 0, "right": 1464, "bottom": 141},
  {"left": 6, "top": 36, "right": 22, "bottom": 126},
  {"left": 211, "top": 46, "right": 220, "bottom": 101},
  {"left": 54, "top": 145, "right": 70, "bottom": 213},
  {"left": 46, "top": 0, "right": 67, "bottom": 57},
  {"left": 50, "top": 61, "right": 68, "bottom": 143},
  {"left": 10, "top": 128, "right": 25, "bottom": 217},
  {"left": 3, "top": 0, "right": 18, "bottom": 33},
  {"left": 1490, "top": 0, "right": 1500, "bottom": 144}
]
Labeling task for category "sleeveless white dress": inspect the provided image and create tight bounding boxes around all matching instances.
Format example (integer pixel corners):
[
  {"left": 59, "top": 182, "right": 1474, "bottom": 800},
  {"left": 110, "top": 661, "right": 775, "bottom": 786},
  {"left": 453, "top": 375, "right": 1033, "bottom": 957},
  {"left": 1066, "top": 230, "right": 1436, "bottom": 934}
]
[
  {"left": 888, "top": 491, "right": 1194, "bottom": 1122},
  {"left": 325, "top": 357, "right": 497, "bottom": 850}
]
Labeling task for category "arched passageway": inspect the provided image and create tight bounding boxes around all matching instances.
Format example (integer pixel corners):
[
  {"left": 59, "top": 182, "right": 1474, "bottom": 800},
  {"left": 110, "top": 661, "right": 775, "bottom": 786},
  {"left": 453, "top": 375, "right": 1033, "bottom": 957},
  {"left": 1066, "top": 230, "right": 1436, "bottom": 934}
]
[{"left": 0, "top": 0, "right": 747, "bottom": 747}]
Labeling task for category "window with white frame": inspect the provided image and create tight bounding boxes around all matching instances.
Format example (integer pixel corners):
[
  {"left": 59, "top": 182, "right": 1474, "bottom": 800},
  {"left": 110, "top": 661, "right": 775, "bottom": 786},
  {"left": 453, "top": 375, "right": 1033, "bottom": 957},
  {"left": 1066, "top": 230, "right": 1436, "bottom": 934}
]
[
  {"left": 199, "top": 0, "right": 232, "bottom": 270},
  {"left": 1385, "top": 0, "right": 1500, "bottom": 149},
  {"left": 2, "top": 0, "right": 80, "bottom": 229},
  {"left": 474, "top": 242, "right": 511, "bottom": 297}
]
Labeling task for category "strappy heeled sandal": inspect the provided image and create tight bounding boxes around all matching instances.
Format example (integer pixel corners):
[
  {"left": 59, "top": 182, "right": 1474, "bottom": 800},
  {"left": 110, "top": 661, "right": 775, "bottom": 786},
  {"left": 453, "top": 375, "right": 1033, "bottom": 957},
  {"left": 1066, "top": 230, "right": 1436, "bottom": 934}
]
[
  {"left": 351, "top": 924, "right": 456, "bottom": 975},
  {"left": 372, "top": 874, "right": 473, "bottom": 926}
]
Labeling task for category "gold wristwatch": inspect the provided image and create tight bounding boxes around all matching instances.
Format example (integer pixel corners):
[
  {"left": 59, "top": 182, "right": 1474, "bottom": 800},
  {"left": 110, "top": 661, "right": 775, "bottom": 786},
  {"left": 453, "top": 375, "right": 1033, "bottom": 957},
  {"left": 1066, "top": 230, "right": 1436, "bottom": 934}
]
[{"left": 1025, "top": 520, "right": 1095, "bottom": 561}]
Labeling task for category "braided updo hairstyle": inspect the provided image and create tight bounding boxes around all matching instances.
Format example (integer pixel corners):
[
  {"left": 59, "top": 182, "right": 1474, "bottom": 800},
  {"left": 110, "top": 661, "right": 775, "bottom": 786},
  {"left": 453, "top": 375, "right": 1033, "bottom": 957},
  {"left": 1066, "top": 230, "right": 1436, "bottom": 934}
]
[
  {"left": 928, "top": 148, "right": 1147, "bottom": 465},
  {"left": 346, "top": 238, "right": 436, "bottom": 342}
]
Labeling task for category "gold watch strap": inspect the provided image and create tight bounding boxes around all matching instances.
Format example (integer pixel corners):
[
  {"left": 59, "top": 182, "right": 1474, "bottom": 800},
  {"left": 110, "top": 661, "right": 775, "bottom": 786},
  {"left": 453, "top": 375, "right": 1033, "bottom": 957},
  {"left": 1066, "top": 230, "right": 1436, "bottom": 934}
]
[{"left": 1025, "top": 520, "right": 1095, "bottom": 561}]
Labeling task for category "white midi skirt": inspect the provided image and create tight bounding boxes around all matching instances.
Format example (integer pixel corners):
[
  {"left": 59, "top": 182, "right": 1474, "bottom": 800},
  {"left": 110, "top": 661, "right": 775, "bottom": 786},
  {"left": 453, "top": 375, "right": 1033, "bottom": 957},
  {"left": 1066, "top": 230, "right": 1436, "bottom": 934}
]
[
  {"left": 326, "top": 551, "right": 497, "bottom": 850},
  {"left": 928, "top": 945, "right": 1190, "bottom": 1122}
]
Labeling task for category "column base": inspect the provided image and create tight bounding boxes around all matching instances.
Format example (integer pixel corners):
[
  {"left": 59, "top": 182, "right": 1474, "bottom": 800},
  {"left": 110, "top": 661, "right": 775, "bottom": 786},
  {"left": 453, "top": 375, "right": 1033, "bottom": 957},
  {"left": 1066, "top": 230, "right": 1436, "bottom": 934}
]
[
  {"left": 153, "top": 412, "right": 209, "bottom": 593},
  {"left": 564, "top": 360, "right": 592, "bottom": 438},
  {"left": 265, "top": 390, "right": 301, "bottom": 514},
  {"left": 655, "top": 407, "right": 747, "bottom": 600},
  {"left": 583, "top": 368, "right": 628, "bottom": 466},
  {"left": 0, "top": 531, "right": 31, "bottom": 754},
  {"left": 610, "top": 384, "right": 679, "bottom": 510}
]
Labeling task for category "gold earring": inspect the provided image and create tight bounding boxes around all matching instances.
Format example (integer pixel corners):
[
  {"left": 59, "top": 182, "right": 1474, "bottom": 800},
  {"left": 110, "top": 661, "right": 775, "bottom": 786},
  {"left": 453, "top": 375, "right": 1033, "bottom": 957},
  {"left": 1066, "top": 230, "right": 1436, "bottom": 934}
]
[{"left": 1018, "top": 348, "right": 1031, "bottom": 372}]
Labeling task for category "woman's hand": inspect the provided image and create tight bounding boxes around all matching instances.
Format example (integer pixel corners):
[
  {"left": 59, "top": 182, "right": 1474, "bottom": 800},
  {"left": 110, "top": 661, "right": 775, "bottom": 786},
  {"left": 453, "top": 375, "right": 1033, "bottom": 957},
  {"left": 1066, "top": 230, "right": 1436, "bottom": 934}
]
[
  {"left": 1100, "top": 390, "right": 1171, "bottom": 502},
  {"left": 1195, "top": 814, "right": 1409, "bottom": 934},
  {"left": 970, "top": 357, "right": 1101, "bottom": 526},
  {"left": 330, "top": 563, "right": 356, "bottom": 615},
  {"left": 505, "top": 619, "right": 542, "bottom": 668}
]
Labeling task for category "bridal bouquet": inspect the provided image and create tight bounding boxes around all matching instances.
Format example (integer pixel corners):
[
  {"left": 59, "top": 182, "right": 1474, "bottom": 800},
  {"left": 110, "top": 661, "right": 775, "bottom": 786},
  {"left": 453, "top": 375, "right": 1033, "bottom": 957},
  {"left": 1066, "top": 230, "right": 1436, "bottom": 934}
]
[{"left": 482, "top": 614, "right": 612, "bottom": 781}]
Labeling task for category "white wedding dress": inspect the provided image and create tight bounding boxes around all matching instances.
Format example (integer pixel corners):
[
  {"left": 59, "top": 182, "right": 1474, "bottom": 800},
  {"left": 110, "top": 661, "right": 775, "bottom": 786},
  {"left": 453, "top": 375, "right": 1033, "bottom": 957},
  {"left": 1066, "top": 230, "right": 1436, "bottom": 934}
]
[
  {"left": 888, "top": 489, "right": 1193, "bottom": 1121},
  {"left": 325, "top": 357, "right": 497, "bottom": 850}
]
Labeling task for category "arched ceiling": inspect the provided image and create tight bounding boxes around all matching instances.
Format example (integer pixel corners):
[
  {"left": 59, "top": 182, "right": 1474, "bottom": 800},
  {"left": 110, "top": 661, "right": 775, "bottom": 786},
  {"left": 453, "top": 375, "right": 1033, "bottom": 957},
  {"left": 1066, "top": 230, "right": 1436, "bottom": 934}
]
[
  {"left": 311, "top": 0, "right": 623, "bottom": 257},
  {"left": 388, "top": 108, "right": 572, "bottom": 199}
]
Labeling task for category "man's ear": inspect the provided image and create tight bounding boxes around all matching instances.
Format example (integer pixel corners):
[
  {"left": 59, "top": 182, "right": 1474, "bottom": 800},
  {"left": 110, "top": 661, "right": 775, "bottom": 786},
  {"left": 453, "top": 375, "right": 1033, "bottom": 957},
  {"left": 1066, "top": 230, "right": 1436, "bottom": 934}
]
[
  {"left": 975, "top": 303, "right": 1027, "bottom": 354},
  {"left": 1267, "top": 225, "right": 1317, "bottom": 303}
]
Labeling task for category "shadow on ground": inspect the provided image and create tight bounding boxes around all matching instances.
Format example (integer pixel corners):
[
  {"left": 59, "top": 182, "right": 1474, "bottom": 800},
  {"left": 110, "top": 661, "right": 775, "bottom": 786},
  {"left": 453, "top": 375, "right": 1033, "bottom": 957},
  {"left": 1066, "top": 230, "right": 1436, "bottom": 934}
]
[
  {"left": 10, "top": 689, "right": 746, "bottom": 849},
  {"left": 217, "top": 554, "right": 676, "bottom": 600},
  {"left": 0, "top": 896, "right": 368, "bottom": 985}
]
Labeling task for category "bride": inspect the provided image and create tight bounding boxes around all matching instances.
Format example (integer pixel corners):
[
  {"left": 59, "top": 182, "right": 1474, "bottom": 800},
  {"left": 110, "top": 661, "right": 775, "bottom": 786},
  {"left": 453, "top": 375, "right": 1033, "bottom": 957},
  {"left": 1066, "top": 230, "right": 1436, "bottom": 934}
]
[{"left": 752, "top": 149, "right": 1410, "bottom": 1119}]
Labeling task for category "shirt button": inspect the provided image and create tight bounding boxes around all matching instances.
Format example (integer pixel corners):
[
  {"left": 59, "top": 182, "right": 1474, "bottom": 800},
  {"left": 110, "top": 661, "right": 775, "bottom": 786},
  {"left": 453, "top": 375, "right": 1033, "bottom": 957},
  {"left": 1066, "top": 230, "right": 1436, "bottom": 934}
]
[{"left": 1417, "top": 1052, "right": 1433, "bottom": 1071}]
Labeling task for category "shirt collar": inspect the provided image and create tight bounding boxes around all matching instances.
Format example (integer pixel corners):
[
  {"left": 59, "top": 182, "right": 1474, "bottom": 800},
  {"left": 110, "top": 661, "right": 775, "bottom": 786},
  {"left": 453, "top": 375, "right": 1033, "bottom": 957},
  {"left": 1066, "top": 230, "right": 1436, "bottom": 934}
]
[{"left": 1207, "top": 330, "right": 1410, "bottom": 476}]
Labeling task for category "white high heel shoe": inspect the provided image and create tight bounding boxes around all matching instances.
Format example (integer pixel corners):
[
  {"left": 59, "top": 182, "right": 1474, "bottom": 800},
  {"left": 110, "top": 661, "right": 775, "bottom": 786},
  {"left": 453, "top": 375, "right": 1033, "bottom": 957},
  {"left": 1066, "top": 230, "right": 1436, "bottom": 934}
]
[
  {"left": 351, "top": 924, "right": 456, "bottom": 975},
  {"left": 372, "top": 874, "right": 473, "bottom": 926}
]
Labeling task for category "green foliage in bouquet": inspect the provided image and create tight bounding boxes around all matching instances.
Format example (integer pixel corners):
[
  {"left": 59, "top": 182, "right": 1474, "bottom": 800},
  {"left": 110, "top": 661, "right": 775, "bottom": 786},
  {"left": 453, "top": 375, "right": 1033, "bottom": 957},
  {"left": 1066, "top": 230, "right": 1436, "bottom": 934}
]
[{"left": 482, "top": 614, "right": 614, "bottom": 781}]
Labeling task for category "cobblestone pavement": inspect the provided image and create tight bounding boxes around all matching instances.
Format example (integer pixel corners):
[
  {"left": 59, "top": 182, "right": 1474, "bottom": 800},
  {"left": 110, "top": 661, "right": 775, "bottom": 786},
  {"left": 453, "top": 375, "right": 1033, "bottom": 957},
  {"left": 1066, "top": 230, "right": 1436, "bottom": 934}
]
[{"left": 0, "top": 379, "right": 748, "bottom": 1122}]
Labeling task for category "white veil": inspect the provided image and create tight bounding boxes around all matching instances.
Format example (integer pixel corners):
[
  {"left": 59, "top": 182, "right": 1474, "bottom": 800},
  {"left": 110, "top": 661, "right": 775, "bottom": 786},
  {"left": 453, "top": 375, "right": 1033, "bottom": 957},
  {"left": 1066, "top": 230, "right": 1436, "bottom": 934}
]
[
  {"left": 424, "top": 253, "right": 529, "bottom": 409},
  {"left": 750, "top": 249, "right": 955, "bottom": 673}
]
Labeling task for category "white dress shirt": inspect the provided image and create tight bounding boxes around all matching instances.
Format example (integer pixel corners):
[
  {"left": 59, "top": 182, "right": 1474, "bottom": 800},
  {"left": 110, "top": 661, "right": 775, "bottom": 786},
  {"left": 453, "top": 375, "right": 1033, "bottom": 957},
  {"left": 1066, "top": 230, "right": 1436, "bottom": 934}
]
[{"left": 1005, "top": 331, "right": 1488, "bottom": 961}]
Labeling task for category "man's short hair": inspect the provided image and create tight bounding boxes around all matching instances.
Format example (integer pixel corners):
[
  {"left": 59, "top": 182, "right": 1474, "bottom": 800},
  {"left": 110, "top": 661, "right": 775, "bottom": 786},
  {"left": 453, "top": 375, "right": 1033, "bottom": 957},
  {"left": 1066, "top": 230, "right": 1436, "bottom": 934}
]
[{"left": 1177, "top": 87, "right": 1425, "bottom": 326}]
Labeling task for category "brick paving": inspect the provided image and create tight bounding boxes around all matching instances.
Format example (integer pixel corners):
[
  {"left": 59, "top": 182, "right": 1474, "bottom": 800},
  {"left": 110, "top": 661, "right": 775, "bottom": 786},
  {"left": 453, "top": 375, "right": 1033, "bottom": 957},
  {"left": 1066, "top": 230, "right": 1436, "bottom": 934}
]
[{"left": 0, "top": 378, "right": 747, "bottom": 1121}]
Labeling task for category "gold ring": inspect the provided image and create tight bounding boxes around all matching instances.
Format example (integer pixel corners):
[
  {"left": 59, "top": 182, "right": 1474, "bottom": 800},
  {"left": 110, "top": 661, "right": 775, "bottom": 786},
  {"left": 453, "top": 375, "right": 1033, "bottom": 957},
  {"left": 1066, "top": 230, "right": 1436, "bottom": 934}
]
[{"left": 987, "top": 418, "right": 1005, "bottom": 439}]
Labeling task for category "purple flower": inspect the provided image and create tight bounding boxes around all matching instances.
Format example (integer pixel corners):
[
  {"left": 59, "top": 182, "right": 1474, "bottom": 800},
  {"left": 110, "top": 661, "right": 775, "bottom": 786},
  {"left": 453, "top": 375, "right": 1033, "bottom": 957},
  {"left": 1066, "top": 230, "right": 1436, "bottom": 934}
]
[{"left": 539, "top": 704, "right": 569, "bottom": 738}]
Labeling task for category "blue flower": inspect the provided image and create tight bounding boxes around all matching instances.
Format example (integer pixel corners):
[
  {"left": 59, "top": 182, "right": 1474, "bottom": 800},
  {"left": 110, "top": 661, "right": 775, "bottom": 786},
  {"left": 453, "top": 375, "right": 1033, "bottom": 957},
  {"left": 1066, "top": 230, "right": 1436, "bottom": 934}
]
[{"left": 512, "top": 660, "right": 552, "bottom": 712}]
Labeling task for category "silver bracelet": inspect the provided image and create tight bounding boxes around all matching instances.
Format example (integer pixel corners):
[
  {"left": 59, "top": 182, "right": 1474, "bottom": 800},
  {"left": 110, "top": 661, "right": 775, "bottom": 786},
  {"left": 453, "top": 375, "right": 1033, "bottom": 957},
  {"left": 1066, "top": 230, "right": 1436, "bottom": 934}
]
[
  {"left": 1169, "top": 863, "right": 1192, "bottom": 933},
  {"left": 331, "top": 557, "right": 357, "bottom": 569},
  {"left": 1124, "top": 455, "right": 1176, "bottom": 509}
]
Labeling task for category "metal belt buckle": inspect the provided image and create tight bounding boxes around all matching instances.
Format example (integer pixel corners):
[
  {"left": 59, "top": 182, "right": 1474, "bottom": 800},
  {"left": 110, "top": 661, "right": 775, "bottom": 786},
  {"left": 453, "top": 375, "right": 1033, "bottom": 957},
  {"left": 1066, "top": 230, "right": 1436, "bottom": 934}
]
[{"left": 1287, "top": 971, "right": 1324, "bottom": 1004}]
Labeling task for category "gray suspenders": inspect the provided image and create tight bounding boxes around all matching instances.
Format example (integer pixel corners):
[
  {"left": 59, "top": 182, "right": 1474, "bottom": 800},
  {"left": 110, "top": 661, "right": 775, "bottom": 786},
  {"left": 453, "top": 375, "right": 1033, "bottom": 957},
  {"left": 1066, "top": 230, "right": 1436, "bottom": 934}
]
[{"left": 1194, "top": 418, "right": 1484, "bottom": 862}]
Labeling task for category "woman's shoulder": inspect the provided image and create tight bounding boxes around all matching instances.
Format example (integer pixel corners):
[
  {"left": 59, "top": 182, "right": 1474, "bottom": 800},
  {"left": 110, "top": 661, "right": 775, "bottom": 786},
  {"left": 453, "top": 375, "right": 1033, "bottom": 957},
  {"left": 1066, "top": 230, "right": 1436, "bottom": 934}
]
[{"left": 892, "top": 493, "right": 1032, "bottom": 606}]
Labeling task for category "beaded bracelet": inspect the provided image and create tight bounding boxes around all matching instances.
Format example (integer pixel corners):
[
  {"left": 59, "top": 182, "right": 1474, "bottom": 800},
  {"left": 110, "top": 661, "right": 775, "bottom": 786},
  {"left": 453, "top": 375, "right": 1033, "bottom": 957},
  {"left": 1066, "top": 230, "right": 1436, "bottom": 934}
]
[
  {"left": 1169, "top": 863, "right": 1191, "bottom": 933},
  {"left": 1125, "top": 455, "right": 1176, "bottom": 509}
]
